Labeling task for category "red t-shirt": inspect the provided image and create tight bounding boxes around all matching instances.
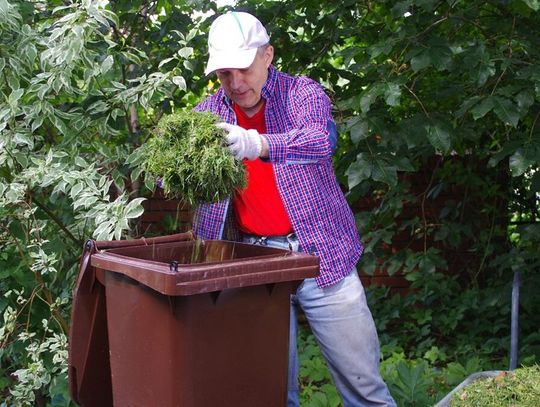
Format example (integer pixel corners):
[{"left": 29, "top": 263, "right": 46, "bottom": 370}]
[{"left": 232, "top": 102, "right": 293, "bottom": 236}]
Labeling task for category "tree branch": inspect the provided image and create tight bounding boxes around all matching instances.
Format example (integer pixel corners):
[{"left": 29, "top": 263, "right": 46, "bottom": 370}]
[{"left": 29, "top": 192, "right": 81, "bottom": 247}]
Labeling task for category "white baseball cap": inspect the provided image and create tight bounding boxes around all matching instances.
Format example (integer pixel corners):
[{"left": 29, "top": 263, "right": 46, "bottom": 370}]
[{"left": 204, "top": 11, "right": 270, "bottom": 76}]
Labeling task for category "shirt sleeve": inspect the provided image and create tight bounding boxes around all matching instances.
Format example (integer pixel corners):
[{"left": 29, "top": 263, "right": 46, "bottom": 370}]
[{"left": 264, "top": 77, "right": 337, "bottom": 164}]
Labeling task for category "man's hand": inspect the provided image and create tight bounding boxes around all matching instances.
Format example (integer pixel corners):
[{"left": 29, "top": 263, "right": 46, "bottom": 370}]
[{"left": 217, "top": 122, "right": 262, "bottom": 160}]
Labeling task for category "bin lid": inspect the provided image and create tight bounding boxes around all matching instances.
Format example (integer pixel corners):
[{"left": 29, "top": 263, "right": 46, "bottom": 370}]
[
  {"left": 68, "top": 232, "right": 319, "bottom": 404},
  {"left": 68, "top": 239, "right": 111, "bottom": 406}
]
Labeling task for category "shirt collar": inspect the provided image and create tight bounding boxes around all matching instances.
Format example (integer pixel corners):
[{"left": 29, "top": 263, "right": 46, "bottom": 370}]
[{"left": 261, "top": 65, "right": 277, "bottom": 101}]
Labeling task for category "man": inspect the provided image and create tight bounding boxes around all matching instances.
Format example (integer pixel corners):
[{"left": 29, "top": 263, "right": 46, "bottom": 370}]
[{"left": 194, "top": 11, "right": 396, "bottom": 407}]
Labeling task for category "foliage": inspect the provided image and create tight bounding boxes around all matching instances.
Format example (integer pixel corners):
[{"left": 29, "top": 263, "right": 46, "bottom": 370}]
[
  {"left": 142, "top": 111, "right": 246, "bottom": 205},
  {"left": 237, "top": 0, "right": 540, "bottom": 277},
  {"left": 0, "top": 0, "right": 193, "bottom": 404},
  {"left": 298, "top": 325, "right": 341, "bottom": 407},
  {"left": 238, "top": 0, "right": 540, "bottom": 402},
  {"left": 383, "top": 358, "right": 440, "bottom": 406},
  {"left": 1, "top": 0, "right": 540, "bottom": 405},
  {"left": 451, "top": 365, "right": 540, "bottom": 407},
  {"left": 298, "top": 266, "right": 540, "bottom": 405}
]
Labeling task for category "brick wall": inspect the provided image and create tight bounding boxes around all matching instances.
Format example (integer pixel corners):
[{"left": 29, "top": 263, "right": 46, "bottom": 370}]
[
  {"left": 138, "top": 189, "right": 193, "bottom": 236},
  {"left": 138, "top": 190, "right": 423, "bottom": 293},
  {"left": 137, "top": 157, "right": 506, "bottom": 293}
]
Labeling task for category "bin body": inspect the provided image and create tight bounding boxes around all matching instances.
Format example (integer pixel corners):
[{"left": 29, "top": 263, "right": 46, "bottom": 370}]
[{"left": 68, "top": 233, "right": 319, "bottom": 407}]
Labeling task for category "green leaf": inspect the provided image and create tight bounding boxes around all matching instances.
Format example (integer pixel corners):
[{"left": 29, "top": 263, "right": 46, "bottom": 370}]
[
  {"left": 515, "top": 90, "right": 534, "bottom": 113},
  {"left": 178, "top": 47, "right": 194, "bottom": 59},
  {"left": 13, "top": 152, "right": 28, "bottom": 167},
  {"left": 522, "top": 0, "right": 539, "bottom": 10},
  {"left": 31, "top": 115, "right": 43, "bottom": 133},
  {"left": 7, "top": 75, "right": 20, "bottom": 96},
  {"left": 52, "top": 4, "right": 74, "bottom": 14},
  {"left": 492, "top": 96, "right": 520, "bottom": 127},
  {"left": 125, "top": 147, "right": 145, "bottom": 165},
  {"left": 101, "top": 9, "right": 120, "bottom": 27},
  {"left": 70, "top": 183, "right": 84, "bottom": 199},
  {"left": 124, "top": 197, "right": 146, "bottom": 219},
  {"left": 130, "top": 166, "right": 143, "bottom": 183},
  {"left": 111, "top": 81, "right": 126, "bottom": 89},
  {"left": 360, "top": 85, "right": 382, "bottom": 113},
  {"left": 411, "top": 52, "right": 431, "bottom": 72},
  {"left": 509, "top": 149, "right": 534, "bottom": 176},
  {"left": 52, "top": 116, "right": 69, "bottom": 135},
  {"left": 13, "top": 133, "right": 33, "bottom": 148},
  {"left": 172, "top": 76, "right": 186, "bottom": 91},
  {"left": 94, "top": 221, "right": 113, "bottom": 240},
  {"left": 111, "top": 108, "right": 124, "bottom": 120},
  {"left": 425, "top": 124, "right": 451, "bottom": 154},
  {"left": 37, "top": 84, "right": 49, "bottom": 100},
  {"left": 74, "top": 156, "right": 87, "bottom": 167},
  {"left": 144, "top": 173, "right": 156, "bottom": 192},
  {"left": 349, "top": 120, "right": 369, "bottom": 144},
  {"left": 112, "top": 169, "right": 125, "bottom": 190},
  {"left": 372, "top": 163, "right": 397, "bottom": 186},
  {"left": 393, "top": 361, "right": 430, "bottom": 402},
  {"left": 346, "top": 154, "right": 371, "bottom": 190},
  {"left": 369, "top": 40, "right": 394, "bottom": 58},
  {"left": 8, "top": 88, "right": 24, "bottom": 105},
  {"left": 158, "top": 57, "right": 175, "bottom": 68},
  {"left": 475, "top": 62, "right": 496, "bottom": 87},
  {"left": 101, "top": 55, "right": 114, "bottom": 74},
  {"left": 456, "top": 96, "right": 482, "bottom": 118},
  {"left": 395, "top": 157, "right": 415, "bottom": 172},
  {"left": 384, "top": 83, "right": 401, "bottom": 106},
  {"left": 425, "top": 40, "right": 453, "bottom": 71},
  {"left": 488, "top": 139, "right": 527, "bottom": 169},
  {"left": 470, "top": 96, "right": 495, "bottom": 120}
]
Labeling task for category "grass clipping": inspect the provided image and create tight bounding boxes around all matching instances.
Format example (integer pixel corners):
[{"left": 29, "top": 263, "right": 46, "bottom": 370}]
[
  {"left": 451, "top": 365, "right": 540, "bottom": 406},
  {"left": 143, "top": 111, "right": 246, "bottom": 206}
]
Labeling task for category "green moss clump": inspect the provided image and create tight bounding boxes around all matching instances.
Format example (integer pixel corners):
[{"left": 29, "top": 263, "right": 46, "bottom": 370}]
[
  {"left": 143, "top": 111, "right": 246, "bottom": 206},
  {"left": 451, "top": 365, "right": 540, "bottom": 407}
]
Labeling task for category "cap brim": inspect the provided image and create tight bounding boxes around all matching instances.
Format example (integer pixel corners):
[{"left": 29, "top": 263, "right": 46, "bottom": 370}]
[{"left": 204, "top": 48, "right": 258, "bottom": 76}]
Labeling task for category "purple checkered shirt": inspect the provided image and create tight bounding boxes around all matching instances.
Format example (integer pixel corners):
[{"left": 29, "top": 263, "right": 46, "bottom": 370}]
[{"left": 193, "top": 66, "right": 363, "bottom": 287}]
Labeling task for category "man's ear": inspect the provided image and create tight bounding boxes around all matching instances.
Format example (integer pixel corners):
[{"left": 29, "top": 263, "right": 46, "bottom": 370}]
[{"left": 265, "top": 45, "right": 274, "bottom": 67}]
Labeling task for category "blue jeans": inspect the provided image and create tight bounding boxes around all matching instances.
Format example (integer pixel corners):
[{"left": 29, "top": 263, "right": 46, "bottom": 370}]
[{"left": 243, "top": 235, "right": 396, "bottom": 407}]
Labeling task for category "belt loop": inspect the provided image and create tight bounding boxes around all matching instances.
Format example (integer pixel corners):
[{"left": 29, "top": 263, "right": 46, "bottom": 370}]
[
  {"left": 255, "top": 236, "right": 268, "bottom": 246},
  {"left": 286, "top": 232, "right": 296, "bottom": 251}
]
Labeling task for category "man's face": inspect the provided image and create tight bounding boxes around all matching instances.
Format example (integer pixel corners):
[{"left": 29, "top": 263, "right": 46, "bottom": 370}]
[{"left": 216, "top": 45, "right": 274, "bottom": 114}]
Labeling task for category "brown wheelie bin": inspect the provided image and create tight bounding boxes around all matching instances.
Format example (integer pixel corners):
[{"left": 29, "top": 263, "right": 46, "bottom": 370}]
[{"left": 68, "top": 231, "right": 319, "bottom": 407}]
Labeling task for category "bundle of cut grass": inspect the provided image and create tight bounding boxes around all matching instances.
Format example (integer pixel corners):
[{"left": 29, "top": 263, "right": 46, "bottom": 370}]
[
  {"left": 143, "top": 111, "right": 246, "bottom": 206},
  {"left": 451, "top": 365, "right": 540, "bottom": 406}
]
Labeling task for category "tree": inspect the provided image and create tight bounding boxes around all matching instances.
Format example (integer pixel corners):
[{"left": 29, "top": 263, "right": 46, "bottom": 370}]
[
  {"left": 2, "top": 0, "right": 539, "bottom": 404},
  {"left": 0, "top": 0, "right": 200, "bottom": 403},
  {"left": 235, "top": 0, "right": 539, "bottom": 281}
]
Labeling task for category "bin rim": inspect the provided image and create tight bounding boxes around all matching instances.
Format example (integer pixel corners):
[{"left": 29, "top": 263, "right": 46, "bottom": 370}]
[
  {"left": 94, "top": 247, "right": 293, "bottom": 273},
  {"left": 90, "top": 239, "right": 319, "bottom": 296}
]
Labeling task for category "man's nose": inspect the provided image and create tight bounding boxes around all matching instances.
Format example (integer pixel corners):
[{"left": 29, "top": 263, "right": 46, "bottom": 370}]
[{"left": 229, "top": 70, "right": 243, "bottom": 90}]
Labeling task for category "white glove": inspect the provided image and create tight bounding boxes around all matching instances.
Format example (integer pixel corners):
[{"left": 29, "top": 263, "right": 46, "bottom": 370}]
[{"left": 216, "top": 122, "right": 262, "bottom": 161}]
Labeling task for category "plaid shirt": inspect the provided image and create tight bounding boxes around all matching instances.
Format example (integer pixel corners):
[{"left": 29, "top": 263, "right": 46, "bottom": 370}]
[{"left": 193, "top": 66, "right": 363, "bottom": 287}]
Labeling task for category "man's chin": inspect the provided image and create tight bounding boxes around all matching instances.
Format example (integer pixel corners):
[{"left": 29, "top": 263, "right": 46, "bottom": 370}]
[{"left": 238, "top": 98, "right": 263, "bottom": 111}]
